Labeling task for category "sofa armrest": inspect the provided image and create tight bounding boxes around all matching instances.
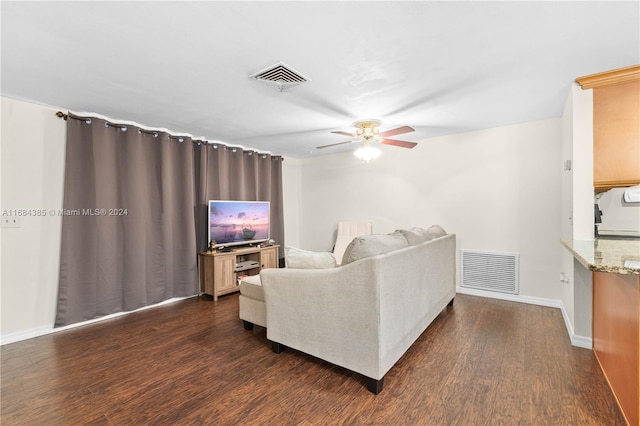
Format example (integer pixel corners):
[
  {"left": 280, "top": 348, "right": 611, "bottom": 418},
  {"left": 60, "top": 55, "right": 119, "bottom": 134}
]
[{"left": 260, "top": 263, "right": 383, "bottom": 379}]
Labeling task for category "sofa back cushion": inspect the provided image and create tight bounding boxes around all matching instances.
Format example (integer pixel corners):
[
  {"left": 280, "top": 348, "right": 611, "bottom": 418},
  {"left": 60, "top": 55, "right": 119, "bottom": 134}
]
[
  {"left": 397, "top": 225, "right": 447, "bottom": 246},
  {"left": 285, "top": 247, "right": 337, "bottom": 269},
  {"left": 397, "top": 228, "right": 427, "bottom": 245},
  {"left": 342, "top": 232, "right": 409, "bottom": 265},
  {"left": 424, "top": 225, "right": 447, "bottom": 240}
]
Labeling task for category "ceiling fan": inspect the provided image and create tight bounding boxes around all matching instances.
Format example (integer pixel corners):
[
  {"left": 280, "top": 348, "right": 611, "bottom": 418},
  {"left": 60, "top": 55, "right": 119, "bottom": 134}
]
[{"left": 316, "top": 119, "right": 417, "bottom": 162}]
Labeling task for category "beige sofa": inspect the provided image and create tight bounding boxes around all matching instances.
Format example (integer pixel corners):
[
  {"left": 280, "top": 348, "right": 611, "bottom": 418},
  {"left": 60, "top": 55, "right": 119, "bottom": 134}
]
[{"left": 240, "top": 229, "right": 456, "bottom": 394}]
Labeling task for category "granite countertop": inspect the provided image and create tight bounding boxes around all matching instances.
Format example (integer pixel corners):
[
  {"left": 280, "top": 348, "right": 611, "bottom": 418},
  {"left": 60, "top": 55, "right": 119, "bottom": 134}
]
[{"left": 562, "top": 238, "right": 640, "bottom": 275}]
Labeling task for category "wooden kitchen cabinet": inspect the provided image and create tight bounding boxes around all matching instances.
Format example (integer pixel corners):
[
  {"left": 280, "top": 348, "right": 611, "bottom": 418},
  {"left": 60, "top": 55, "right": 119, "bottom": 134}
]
[
  {"left": 198, "top": 245, "right": 279, "bottom": 301},
  {"left": 593, "top": 271, "right": 640, "bottom": 426},
  {"left": 576, "top": 65, "right": 640, "bottom": 191}
]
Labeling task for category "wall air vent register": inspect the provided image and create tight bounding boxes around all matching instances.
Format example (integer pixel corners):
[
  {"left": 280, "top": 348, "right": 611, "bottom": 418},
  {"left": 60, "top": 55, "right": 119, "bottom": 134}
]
[{"left": 460, "top": 249, "right": 520, "bottom": 295}]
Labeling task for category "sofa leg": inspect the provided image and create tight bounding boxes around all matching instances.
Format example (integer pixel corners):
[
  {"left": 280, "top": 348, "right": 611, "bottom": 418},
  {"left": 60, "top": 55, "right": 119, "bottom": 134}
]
[
  {"left": 271, "top": 341, "right": 286, "bottom": 354},
  {"left": 242, "top": 320, "right": 254, "bottom": 330},
  {"left": 366, "top": 377, "right": 384, "bottom": 394},
  {"left": 447, "top": 297, "right": 454, "bottom": 307}
]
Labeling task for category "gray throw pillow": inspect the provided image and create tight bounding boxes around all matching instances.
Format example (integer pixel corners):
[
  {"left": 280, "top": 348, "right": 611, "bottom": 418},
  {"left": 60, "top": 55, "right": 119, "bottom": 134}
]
[
  {"left": 285, "top": 247, "right": 337, "bottom": 269},
  {"left": 425, "top": 225, "right": 447, "bottom": 240},
  {"left": 342, "top": 232, "right": 409, "bottom": 265},
  {"left": 396, "top": 228, "right": 426, "bottom": 246},
  {"left": 397, "top": 226, "right": 447, "bottom": 246}
]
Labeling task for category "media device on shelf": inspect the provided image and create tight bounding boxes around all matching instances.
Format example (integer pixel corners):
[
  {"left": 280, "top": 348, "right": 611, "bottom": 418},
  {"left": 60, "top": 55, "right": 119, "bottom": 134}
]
[{"left": 208, "top": 200, "right": 270, "bottom": 249}]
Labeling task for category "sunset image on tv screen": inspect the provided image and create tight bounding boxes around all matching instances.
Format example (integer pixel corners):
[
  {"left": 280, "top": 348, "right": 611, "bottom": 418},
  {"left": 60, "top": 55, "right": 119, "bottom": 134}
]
[{"left": 209, "top": 201, "right": 269, "bottom": 245}]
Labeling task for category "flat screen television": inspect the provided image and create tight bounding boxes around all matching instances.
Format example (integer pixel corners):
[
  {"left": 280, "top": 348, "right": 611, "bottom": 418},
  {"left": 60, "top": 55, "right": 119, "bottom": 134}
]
[{"left": 208, "top": 200, "right": 270, "bottom": 248}]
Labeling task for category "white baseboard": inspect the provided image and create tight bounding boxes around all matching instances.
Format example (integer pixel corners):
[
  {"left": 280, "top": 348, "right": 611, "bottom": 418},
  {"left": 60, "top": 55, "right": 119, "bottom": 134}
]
[
  {"left": 456, "top": 286, "right": 562, "bottom": 308},
  {"left": 456, "top": 286, "right": 592, "bottom": 349},
  {"left": 558, "top": 302, "right": 592, "bottom": 349},
  {"left": 0, "top": 296, "right": 193, "bottom": 346},
  {"left": 1, "top": 325, "right": 54, "bottom": 346}
]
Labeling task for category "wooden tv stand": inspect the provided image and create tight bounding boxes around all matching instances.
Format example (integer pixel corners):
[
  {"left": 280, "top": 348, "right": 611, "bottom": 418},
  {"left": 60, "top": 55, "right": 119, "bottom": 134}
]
[{"left": 198, "top": 245, "right": 279, "bottom": 301}]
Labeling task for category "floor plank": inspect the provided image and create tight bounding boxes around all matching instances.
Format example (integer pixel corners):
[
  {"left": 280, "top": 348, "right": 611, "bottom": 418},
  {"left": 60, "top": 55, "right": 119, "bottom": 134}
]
[{"left": 1, "top": 294, "right": 625, "bottom": 425}]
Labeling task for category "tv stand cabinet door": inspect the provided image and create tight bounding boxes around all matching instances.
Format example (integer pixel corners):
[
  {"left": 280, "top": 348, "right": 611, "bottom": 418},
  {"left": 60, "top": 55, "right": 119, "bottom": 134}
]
[
  {"left": 260, "top": 246, "right": 279, "bottom": 269},
  {"left": 198, "top": 254, "right": 215, "bottom": 297},
  {"left": 213, "top": 255, "right": 236, "bottom": 300}
]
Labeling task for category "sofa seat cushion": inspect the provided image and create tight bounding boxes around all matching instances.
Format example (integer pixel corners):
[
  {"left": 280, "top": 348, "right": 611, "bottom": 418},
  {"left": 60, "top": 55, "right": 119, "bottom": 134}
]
[
  {"left": 239, "top": 275, "right": 264, "bottom": 301},
  {"left": 285, "top": 247, "right": 337, "bottom": 269},
  {"left": 342, "top": 232, "right": 409, "bottom": 265}
]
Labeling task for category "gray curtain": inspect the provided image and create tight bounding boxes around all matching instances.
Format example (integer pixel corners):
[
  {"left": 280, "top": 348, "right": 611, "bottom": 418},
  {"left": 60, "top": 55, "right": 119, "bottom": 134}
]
[
  {"left": 56, "top": 117, "right": 198, "bottom": 326},
  {"left": 56, "top": 115, "right": 285, "bottom": 327},
  {"left": 193, "top": 143, "right": 285, "bottom": 253}
]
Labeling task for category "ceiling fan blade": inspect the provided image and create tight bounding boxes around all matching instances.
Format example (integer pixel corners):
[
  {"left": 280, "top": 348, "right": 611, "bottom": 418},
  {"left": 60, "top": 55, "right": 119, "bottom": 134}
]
[
  {"left": 331, "top": 130, "right": 354, "bottom": 137},
  {"left": 379, "top": 126, "right": 415, "bottom": 138},
  {"left": 316, "top": 140, "right": 356, "bottom": 150},
  {"left": 381, "top": 138, "right": 418, "bottom": 149}
]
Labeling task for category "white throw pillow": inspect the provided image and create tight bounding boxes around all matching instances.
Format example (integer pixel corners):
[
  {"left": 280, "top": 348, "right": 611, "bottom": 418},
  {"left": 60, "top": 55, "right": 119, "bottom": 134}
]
[{"left": 285, "top": 247, "right": 337, "bottom": 269}]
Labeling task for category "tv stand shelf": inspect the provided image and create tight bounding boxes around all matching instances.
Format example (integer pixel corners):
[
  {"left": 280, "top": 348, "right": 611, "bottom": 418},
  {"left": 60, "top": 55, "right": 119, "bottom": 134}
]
[
  {"left": 235, "top": 265, "right": 258, "bottom": 273},
  {"left": 198, "top": 245, "right": 279, "bottom": 301}
]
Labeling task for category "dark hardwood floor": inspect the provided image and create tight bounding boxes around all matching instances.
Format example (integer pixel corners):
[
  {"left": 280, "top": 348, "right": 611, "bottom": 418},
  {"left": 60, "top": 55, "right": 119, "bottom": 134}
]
[{"left": 1, "top": 293, "right": 624, "bottom": 425}]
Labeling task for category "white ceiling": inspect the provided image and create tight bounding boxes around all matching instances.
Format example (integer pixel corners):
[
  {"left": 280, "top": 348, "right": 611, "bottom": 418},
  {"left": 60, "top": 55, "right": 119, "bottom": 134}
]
[{"left": 2, "top": 1, "right": 639, "bottom": 158}]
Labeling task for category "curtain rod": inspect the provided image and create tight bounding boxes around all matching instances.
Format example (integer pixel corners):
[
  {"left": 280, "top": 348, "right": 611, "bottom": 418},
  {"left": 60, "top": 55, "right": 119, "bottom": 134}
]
[
  {"left": 56, "top": 111, "right": 92, "bottom": 124},
  {"left": 55, "top": 111, "right": 283, "bottom": 160}
]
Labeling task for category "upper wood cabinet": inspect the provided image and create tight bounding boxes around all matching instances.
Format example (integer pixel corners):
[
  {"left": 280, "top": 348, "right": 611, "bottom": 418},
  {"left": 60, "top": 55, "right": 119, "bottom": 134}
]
[{"left": 577, "top": 65, "right": 640, "bottom": 191}]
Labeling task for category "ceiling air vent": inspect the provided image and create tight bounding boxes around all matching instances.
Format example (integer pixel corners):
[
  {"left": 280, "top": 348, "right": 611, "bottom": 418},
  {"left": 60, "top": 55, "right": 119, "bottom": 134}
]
[{"left": 249, "top": 62, "right": 310, "bottom": 92}]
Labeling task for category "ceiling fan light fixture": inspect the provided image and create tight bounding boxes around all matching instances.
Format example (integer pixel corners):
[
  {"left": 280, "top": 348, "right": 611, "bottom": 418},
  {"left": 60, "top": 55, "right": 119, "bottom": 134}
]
[
  {"left": 319, "top": 119, "right": 415, "bottom": 155},
  {"left": 354, "top": 145, "right": 381, "bottom": 163}
]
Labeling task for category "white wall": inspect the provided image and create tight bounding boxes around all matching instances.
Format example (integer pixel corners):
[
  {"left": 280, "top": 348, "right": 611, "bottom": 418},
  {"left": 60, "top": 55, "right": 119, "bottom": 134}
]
[
  {"left": 292, "top": 119, "right": 563, "bottom": 301},
  {"left": 571, "top": 84, "right": 595, "bottom": 342},
  {"left": 558, "top": 83, "right": 594, "bottom": 347},
  {"left": 1, "top": 97, "right": 66, "bottom": 341},
  {"left": 560, "top": 84, "right": 576, "bottom": 336},
  {"left": 281, "top": 159, "right": 302, "bottom": 249},
  {"left": 572, "top": 85, "right": 594, "bottom": 240}
]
